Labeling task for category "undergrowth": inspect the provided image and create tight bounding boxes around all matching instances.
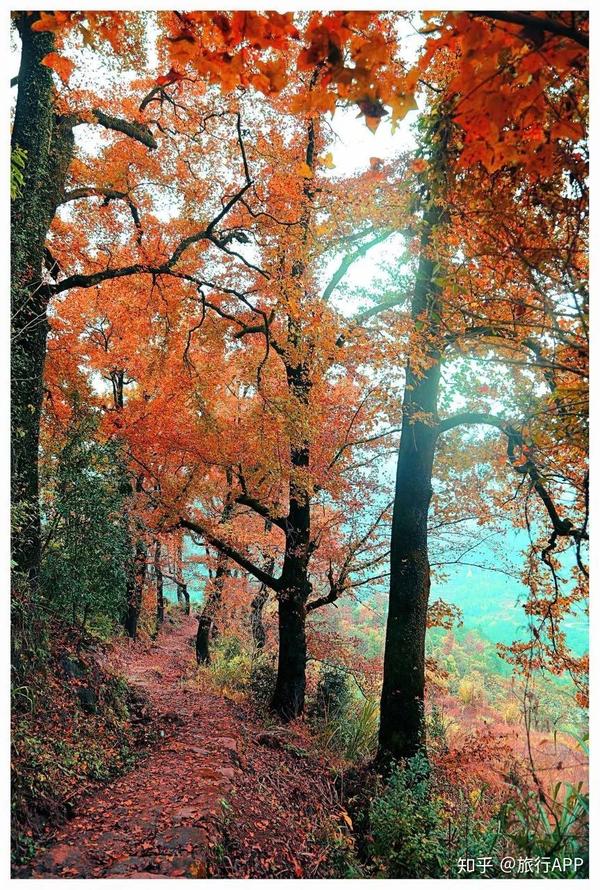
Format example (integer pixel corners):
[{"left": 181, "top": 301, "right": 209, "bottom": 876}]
[
  {"left": 190, "top": 635, "right": 589, "bottom": 880},
  {"left": 11, "top": 591, "right": 156, "bottom": 869}
]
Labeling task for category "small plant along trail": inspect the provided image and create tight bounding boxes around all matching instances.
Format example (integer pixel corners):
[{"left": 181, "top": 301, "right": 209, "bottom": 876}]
[{"left": 29, "top": 616, "right": 341, "bottom": 879}]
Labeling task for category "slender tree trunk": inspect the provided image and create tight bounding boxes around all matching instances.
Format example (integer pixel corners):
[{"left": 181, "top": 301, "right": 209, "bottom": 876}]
[
  {"left": 124, "top": 538, "right": 147, "bottom": 640},
  {"left": 195, "top": 615, "right": 212, "bottom": 665},
  {"left": 174, "top": 534, "right": 190, "bottom": 613},
  {"left": 195, "top": 473, "right": 233, "bottom": 661},
  {"left": 378, "top": 201, "right": 444, "bottom": 763},
  {"left": 177, "top": 581, "right": 190, "bottom": 614},
  {"left": 250, "top": 583, "right": 269, "bottom": 649},
  {"left": 250, "top": 550, "right": 273, "bottom": 649},
  {"left": 11, "top": 14, "right": 75, "bottom": 584},
  {"left": 268, "top": 124, "right": 316, "bottom": 721},
  {"left": 154, "top": 539, "right": 164, "bottom": 629},
  {"left": 196, "top": 550, "right": 228, "bottom": 661}
]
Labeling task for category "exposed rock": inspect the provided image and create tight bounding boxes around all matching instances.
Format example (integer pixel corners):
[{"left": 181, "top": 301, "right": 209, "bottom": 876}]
[
  {"left": 77, "top": 686, "right": 98, "bottom": 714},
  {"left": 60, "top": 654, "right": 86, "bottom": 679}
]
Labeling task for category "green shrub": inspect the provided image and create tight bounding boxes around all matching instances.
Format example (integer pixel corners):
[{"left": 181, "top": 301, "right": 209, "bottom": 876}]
[
  {"left": 209, "top": 653, "right": 252, "bottom": 692},
  {"left": 309, "top": 665, "right": 379, "bottom": 764},
  {"left": 215, "top": 635, "right": 244, "bottom": 661},
  {"left": 11, "top": 583, "right": 50, "bottom": 689},
  {"left": 368, "top": 754, "right": 512, "bottom": 878},
  {"left": 369, "top": 752, "right": 448, "bottom": 878},
  {"left": 249, "top": 658, "right": 277, "bottom": 707},
  {"left": 339, "top": 698, "right": 379, "bottom": 762},
  {"left": 425, "top": 704, "right": 450, "bottom": 756},
  {"left": 39, "top": 406, "right": 131, "bottom": 628},
  {"left": 313, "top": 693, "right": 379, "bottom": 764},
  {"left": 204, "top": 638, "right": 277, "bottom": 705},
  {"left": 502, "top": 780, "right": 588, "bottom": 875},
  {"left": 87, "top": 612, "right": 125, "bottom": 641},
  {"left": 312, "top": 665, "right": 351, "bottom": 723},
  {"left": 317, "top": 832, "right": 365, "bottom": 878}
]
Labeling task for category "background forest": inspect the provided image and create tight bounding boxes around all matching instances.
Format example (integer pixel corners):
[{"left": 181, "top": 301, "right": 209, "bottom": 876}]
[{"left": 11, "top": 8, "right": 588, "bottom": 879}]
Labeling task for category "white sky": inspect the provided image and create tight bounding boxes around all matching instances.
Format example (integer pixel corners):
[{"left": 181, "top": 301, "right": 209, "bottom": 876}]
[{"left": 327, "top": 104, "right": 419, "bottom": 174}]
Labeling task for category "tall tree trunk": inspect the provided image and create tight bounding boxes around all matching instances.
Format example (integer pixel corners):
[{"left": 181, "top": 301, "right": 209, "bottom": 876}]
[
  {"left": 124, "top": 538, "right": 147, "bottom": 640},
  {"left": 378, "top": 201, "right": 444, "bottom": 763},
  {"left": 11, "top": 14, "right": 75, "bottom": 584},
  {"left": 250, "top": 541, "right": 273, "bottom": 648},
  {"left": 268, "top": 123, "right": 316, "bottom": 721},
  {"left": 270, "top": 362, "right": 311, "bottom": 721},
  {"left": 154, "top": 539, "right": 164, "bottom": 629},
  {"left": 271, "top": 590, "right": 308, "bottom": 719}
]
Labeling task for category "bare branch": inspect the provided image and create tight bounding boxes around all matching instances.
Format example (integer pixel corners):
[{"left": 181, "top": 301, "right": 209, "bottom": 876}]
[{"left": 322, "top": 231, "right": 393, "bottom": 302}]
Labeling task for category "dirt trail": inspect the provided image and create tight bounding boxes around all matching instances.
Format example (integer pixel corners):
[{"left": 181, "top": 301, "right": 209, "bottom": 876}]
[{"left": 26, "top": 616, "right": 340, "bottom": 879}]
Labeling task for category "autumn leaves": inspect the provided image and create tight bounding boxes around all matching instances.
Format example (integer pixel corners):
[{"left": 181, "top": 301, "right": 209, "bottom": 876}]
[{"left": 11, "top": 11, "right": 588, "bottom": 761}]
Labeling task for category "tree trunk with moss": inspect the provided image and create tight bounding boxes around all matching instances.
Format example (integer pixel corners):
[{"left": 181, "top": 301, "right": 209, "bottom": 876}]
[
  {"left": 11, "top": 14, "right": 75, "bottom": 584},
  {"left": 124, "top": 538, "right": 147, "bottom": 640}
]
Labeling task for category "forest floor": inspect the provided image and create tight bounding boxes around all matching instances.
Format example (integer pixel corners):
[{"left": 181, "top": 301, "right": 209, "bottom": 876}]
[{"left": 22, "top": 615, "right": 346, "bottom": 879}]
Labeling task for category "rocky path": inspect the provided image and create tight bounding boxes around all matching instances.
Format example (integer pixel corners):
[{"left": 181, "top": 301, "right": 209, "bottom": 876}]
[{"left": 27, "top": 616, "right": 341, "bottom": 879}]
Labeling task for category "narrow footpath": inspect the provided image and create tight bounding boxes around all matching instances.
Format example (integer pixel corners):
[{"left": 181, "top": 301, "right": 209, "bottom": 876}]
[{"left": 28, "top": 616, "right": 342, "bottom": 879}]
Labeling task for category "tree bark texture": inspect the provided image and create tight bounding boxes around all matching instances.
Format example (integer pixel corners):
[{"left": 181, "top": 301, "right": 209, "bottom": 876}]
[
  {"left": 270, "top": 361, "right": 312, "bottom": 721},
  {"left": 154, "top": 540, "right": 164, "bottom": 629},
  {"left": 124, "top": 538, "right": 147, "bottom": 640},
  {"left": 378, "top": 201, "right": 444, "bottom": 763},
  {"left": 11, "top": 14, "right": 75, "bottom": 584}
]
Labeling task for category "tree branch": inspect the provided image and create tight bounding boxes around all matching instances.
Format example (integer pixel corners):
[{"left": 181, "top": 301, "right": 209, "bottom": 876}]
[
  {"left": 49, "top": 262, "right": 156, "bottom": 295},
  {"left": 437, "top": 410, "right": 508, "bottom": 437},
  {"left": 322, "top": 231, "right": 392, "bottom": 301},
  {"left": 89, "top": 109, "right": 157, "bottom": 149},
  {"left": 307, "top": 500, "right": 392, "bottom": 612},
  {"left": 336, "top": 289, "right": 411, "bottom": 346},
  {"left": 436, "top": 411, "right": 587, "bottom": 543},
  {"left": 47, "top": 113, "right": 270, "bottom": 296},
  {"left": 473, "top": 11, "right": 588, "bottom": 48},
  {"left": 306, "top": 563, "right": 341, "bottom": 612},
  {"left": 59, "top": 187, "right": 142, "bottom": 237},
  {"left": 179, "top": 516, "right": 281, "bottom": 591},
  {"left": 235, "top": 493, "right": 287, "bottom": 532}
]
